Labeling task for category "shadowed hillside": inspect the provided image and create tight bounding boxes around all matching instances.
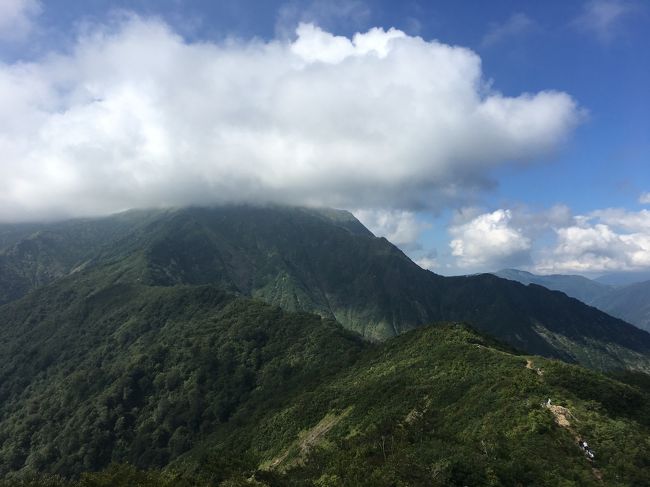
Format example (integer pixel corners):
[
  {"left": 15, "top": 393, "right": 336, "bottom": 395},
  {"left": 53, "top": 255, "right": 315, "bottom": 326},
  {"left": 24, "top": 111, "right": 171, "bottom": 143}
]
[
  {"left": 494, "top": 268, "right": 650, "bottom": 333},
  {"left": 493, "top": 269, "right": 613, "bottom": 305},
  {"left": 594, "top": 280, "right": 650, "bottom": 332}
]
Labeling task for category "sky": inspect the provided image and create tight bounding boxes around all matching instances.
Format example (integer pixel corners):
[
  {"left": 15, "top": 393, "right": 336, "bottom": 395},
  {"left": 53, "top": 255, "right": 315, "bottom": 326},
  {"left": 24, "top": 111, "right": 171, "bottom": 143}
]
[{"left": 0, "top": 0, "right": 648, "bottom": 277}]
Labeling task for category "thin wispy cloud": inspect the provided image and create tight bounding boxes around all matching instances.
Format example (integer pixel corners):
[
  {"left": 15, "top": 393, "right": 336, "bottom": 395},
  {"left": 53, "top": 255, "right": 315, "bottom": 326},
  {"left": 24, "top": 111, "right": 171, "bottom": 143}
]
[
  {"left": 574, "top": 0, "right": 636, "bottom": 42},
  {"left": 481, "top": 12, "right": 535, "bottom": 48},
  {"left": 0, "top": 0, "right": 41, "bottom": 41},
  {"left": 275, "top": 0, "right": 371, "bottom": 38}
]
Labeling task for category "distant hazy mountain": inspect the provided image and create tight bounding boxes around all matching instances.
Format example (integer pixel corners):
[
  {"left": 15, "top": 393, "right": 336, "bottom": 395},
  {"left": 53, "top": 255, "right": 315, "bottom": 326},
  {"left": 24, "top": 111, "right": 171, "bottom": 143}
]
[
  {"left": 493, "top": 269, "right": 613, "bottom": 305},
  {"left": 1, "top": 205, "right": 649, "bottom": 372},
  {"left": 594, "top": 280, "right": 650, "bottom": 332},
  {"left": 594, "top": 271, "right": 650, "bottom": 287},
  {"left": 494, "top": 268, "right": 650, "bottom": 332}
]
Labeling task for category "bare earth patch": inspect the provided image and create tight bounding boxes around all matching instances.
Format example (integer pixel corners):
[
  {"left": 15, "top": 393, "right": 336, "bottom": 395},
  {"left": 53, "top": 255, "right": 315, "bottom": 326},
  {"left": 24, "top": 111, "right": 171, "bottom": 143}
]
[
  {"left": 525, "top": 359, "right": 544, "bottom": 375},
  {"left": 266, "top": 407, "right": 352, "bottom": 470},
  {"left": 545, "top": 403, "right": 603, "bottom": 482},
  {"left": 548, "top": 404, "right": 573, "bottom": 428}
]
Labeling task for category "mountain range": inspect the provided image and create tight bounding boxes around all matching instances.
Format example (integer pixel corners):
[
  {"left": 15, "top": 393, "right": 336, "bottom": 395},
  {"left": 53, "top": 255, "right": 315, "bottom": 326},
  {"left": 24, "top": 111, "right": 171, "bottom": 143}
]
[
  {"left": 2, "top": 206, "right": 650, "bottom": 371},
  {"left": 493, "top": 269, "right": 650, "bottom": 332},
  {"left": 594, "top": 270, "right": 650, "bottom": 287},
  {"left": 0, "top": 205, "right": 649, "bottom": 485}
]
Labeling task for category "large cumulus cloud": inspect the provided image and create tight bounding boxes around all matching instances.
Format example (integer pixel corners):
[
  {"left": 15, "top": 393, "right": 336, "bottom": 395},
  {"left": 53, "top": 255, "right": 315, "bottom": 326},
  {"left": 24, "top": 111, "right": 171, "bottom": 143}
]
[{"left": 0, "top": 16, "right": 581, "bottom": 221}]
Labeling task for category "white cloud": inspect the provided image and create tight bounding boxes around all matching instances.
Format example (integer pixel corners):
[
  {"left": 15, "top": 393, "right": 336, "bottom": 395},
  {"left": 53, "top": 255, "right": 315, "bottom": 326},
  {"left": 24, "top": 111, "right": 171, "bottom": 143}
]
[
  {"left": 481, "top": 13, "right": 535, "bottom": 48},
  {"left": 449, "top": 209, "right": 532, "bottom": 269},
  {"left": 591, "top": 208, "right": 650, "bottom": 232},
  {"left": 444, "top": 204, "right": 650, "bottom": 275},
  {"left": 540, "top": 224, "right": 650, "bottom": 273},
  {"left": 574, "top": 0, "right": 635, "bottom": 42},
  {"left": 0, "top": 0, "right": 41, "bottom": 41},
  {"left": 0, "top": 16, "right": 581, "bottom": 222},
  {"left": 354, "top": 209, "right": 426, "bottom": 249},
  {"left": 291, "top": 23, "right": 404, "bottom": 63},
  {"left": 536, "top": 208, "right": 650, "bottom": 273},
  {"left": 639, "top": 192, "right": 650, "bottom": 204}
]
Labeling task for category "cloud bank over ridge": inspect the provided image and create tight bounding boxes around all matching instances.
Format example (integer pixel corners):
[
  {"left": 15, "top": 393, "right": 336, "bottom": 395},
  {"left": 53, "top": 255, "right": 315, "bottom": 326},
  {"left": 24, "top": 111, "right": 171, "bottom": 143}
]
[
  {"left": 0, "top": 16, "right": 581, "bottom": 222},
  {"left": 446, "top": 205, "right": 650, "bottom": 274}
]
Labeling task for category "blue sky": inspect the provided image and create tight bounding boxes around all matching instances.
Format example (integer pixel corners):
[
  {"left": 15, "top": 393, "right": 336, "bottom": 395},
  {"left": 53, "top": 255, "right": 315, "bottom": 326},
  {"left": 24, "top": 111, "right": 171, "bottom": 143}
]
[{"left": 0, "top": 0, "right": 648, "bottom": 276}]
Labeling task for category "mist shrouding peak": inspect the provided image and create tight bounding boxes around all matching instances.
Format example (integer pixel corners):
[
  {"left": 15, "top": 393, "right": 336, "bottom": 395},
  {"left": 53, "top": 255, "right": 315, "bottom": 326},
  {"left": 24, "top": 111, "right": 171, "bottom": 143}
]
[{"left": 0, "top": 16, "right": 581, "bottom": 222}]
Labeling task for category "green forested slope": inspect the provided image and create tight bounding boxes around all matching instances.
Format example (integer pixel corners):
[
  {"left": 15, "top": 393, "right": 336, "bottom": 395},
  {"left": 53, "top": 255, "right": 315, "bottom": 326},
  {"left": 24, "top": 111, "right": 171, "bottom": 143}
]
[
  {"left": 263, "top": 325, "right": 650, "bottom": 486},
  {"left": 0, "top": 210, "right": 165, "bottom": 305},
  {"left": 0, "top": 282, "right": 364, "bottom": 478},
  {"left": 0, "top": 289, "right": 647, "bottom": 486}
]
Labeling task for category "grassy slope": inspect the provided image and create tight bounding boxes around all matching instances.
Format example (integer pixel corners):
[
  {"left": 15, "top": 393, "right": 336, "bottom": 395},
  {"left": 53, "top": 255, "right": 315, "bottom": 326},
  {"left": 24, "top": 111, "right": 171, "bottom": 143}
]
[{"left": 185, "top": 325, "right": 650, "bottom": 486}]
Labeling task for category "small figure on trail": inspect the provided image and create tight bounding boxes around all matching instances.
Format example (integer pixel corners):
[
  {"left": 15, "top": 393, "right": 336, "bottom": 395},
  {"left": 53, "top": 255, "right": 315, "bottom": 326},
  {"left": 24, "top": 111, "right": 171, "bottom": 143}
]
[
  {"left": 546, "top": 398, "right": 551, "bottom": 407},
  {"left": 578, "top": 439, "right": 595, "bottom": 460}
]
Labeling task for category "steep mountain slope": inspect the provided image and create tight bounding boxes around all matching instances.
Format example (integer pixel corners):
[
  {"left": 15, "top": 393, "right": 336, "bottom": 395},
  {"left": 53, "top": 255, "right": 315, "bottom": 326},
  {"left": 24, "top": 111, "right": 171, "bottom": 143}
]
[
  {"left": 1, "top": 205, "right": 650, "bottom": 371},
  {"left": 0, "top": 285, "right": 647, "bottom": 485},
  {"left": 493, "top": 268, "right": 612, "bottom": 305},
  {"left": 0, "top": 210, "right": 164, "bottom": 305},
  {"left": 594, "top": 280, "right": 650, "bottom": 332}
]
